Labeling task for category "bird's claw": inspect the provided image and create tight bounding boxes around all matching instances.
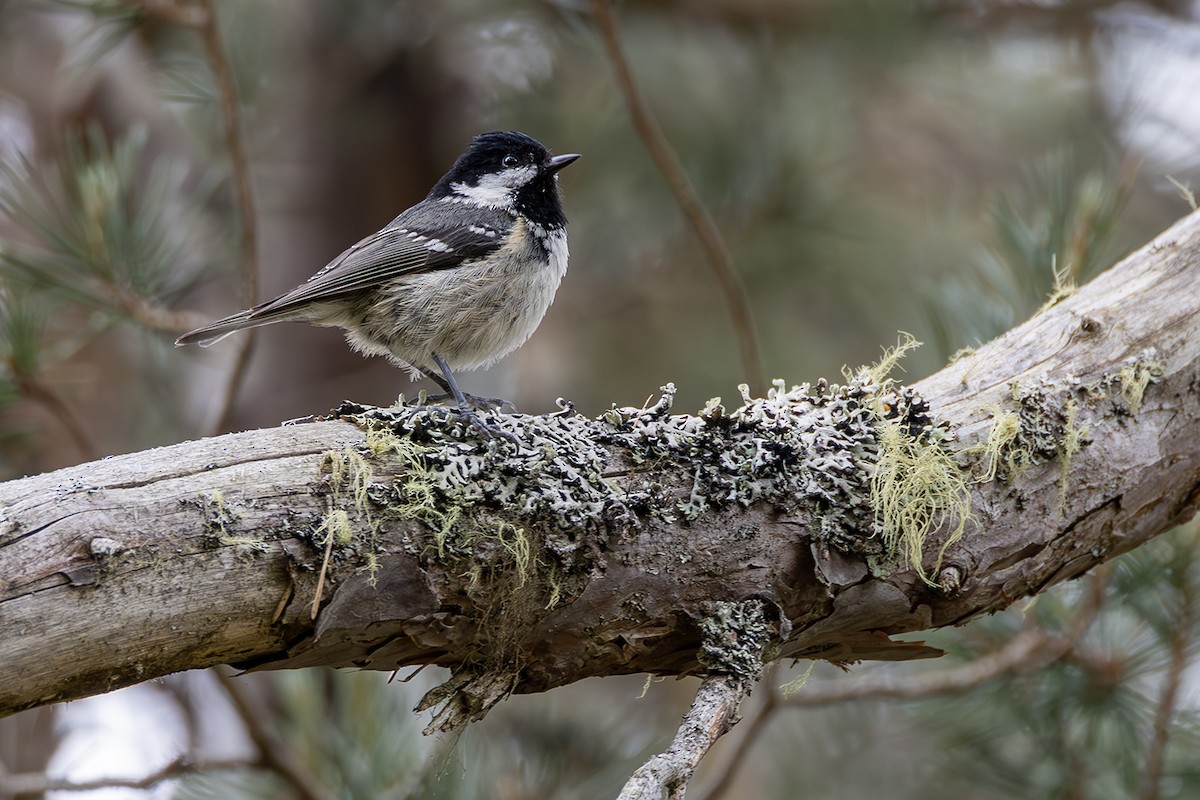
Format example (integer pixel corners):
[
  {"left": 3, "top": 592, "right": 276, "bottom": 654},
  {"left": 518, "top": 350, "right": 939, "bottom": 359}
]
[
  {"left": 459, "top": 407, "right": 521, "bottom": 445},
  {"left": 421, "top": 391, "right": 515, "bottom": 413},
  {"left": 416, "top": 400, "right": 518, "bottom": 444}
]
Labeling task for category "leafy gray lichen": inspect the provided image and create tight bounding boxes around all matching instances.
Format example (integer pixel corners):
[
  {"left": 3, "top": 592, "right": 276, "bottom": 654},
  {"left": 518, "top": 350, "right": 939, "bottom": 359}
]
[
  {"left": 601, "top": 376, "right": 954, "bottom": 562},
  {"left": 333, "top": 399, "right": 626, "bottom": 573},
  {"left": 698, "top": 599, "right": 774, "bottom": 679},
  {"left": 329, "top": 353, "right": 959, "bottom": 576}
]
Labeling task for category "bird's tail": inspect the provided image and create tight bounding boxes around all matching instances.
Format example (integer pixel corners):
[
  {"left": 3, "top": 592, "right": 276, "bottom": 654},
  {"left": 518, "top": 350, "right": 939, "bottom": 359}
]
[{"left": 175, "top": 308, "right": 292, "bottom": 347}]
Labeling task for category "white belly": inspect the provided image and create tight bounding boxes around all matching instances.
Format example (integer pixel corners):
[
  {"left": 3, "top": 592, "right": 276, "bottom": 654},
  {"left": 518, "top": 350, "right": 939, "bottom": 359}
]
[{"left": 344, "top": 220, "right": 569, "bottom": 377}]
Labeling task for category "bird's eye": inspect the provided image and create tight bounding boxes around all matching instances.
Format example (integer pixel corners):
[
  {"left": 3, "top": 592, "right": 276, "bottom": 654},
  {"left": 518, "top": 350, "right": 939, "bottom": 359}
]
[{"left": 502, "top": 154, "right": 520, "bottom": 168}]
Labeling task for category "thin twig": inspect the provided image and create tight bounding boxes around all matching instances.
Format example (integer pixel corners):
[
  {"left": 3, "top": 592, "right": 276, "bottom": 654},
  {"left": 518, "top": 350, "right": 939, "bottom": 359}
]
[
  {"left": 137, "top": 0, "right": 209, "bottom": 28},
  {"left": 311, "top": 521, "right": 335, "bottom": 619},
  {"left": 1139, "top": 631, "right": 1188, "bottom": 800},
  {"left": 617, "top": 675, "right": 753, "bottom": 800},
  {"left": 104, "top": 283, "right": 209, "bottom": 333},
  {"left": 194, "top": 0, "right": 259, "bottom": 435},
  {"left": 135, "top": 0, "right": 260, "bottom": 433},
  {"left": 15, "top": 374, "right": 99, "bottom": 460},
  {"left": 589, "top": 0, "right": 765, "bottom": 396},
  {"left": 213, "top": 669, "right": 337, "bottom": 800},
  {"left": 693, "top": 666, "right": 781, "bottom": 800},
  {"left": 0, "top": 757, "right": 252, "bottom": 794}
]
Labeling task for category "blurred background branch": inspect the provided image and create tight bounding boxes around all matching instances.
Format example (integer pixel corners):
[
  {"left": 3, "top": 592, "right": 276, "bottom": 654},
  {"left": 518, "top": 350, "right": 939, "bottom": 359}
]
[
  {"left": 135, "top": 0, "right": 262, "bottom": 435},
  {"left": 696, "top": 567, "right": 1111, "bottom": 800},
  {"left": 0, "top": 756, "right": 256, "bottom": 795},
  {"left": 589, "top": 0, "right": 766, "bottom": 395},
  {"left": 212, "top": 669, "right": 336, "bottom": 800},
  {"left": 191, "top": 0, "right": 259, "bottom": 435}
]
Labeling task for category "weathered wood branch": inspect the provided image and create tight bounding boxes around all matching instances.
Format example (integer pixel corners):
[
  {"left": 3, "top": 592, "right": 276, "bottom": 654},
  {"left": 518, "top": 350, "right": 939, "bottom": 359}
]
[
  {"left": 2, "top": 210, "right": 1199, "bottom": 723},
  {"left": 618, "top": 599, "right": 774, "bottom": 800}
]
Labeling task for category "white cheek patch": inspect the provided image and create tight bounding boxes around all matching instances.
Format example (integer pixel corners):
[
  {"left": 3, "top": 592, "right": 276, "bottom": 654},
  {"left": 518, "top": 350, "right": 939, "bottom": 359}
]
[{"left": 450, "top": 165, "right": 537, "bottom": 208}]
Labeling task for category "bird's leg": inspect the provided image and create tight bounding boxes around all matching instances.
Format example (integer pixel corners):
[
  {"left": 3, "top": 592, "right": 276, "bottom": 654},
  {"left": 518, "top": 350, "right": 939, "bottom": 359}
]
[
  {"left": 431, "top": 354, "right": 519, "bottom": 443},
  {"left": 421, "top": 366, "right": 513, "bottom": 412}
]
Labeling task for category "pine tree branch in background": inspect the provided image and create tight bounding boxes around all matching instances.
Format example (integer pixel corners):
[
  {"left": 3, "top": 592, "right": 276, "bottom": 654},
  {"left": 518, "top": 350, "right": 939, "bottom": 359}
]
[
  {"left": 1138, "top": 525, "right": 1197, "bottom": 800},
  {"left": 0, "top": 210, "right": 1199, "bottom": 791},
  {"left": 589, "top": 0, "right": 766, "bottom": 396},
  {"left": 104, "top": 283, "right": 209, "bottom": 334}
]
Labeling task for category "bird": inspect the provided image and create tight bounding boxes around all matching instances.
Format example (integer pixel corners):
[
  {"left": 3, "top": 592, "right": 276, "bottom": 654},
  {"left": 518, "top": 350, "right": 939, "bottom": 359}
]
[{"left": 177, "top": 130, "right": 580, "bottom": 440}]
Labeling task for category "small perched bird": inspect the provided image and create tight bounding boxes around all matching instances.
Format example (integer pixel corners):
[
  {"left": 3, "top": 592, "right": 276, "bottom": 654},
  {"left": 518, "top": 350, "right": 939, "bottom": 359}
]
[{"left": 177, "top": 130, "right": 580, "bottom": 438}]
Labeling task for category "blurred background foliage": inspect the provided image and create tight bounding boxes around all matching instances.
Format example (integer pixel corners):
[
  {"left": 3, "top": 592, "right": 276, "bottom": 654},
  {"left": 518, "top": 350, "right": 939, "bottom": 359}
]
[{"left": 1, "top": 0, "right": 1199, "bottom": 798}]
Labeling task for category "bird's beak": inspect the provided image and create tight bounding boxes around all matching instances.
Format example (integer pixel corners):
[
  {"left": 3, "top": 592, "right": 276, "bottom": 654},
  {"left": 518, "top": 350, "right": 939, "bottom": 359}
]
[{"left": 546, "top": 153, "right": 581, "bottom": 174}]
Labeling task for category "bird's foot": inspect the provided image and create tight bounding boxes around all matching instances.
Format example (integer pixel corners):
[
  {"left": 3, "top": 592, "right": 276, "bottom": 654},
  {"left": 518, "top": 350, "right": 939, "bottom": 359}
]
[
  {"left": 421, "top": 355, "right": 520, "bottom": 444},
  {"left": 421, "top": 391, "right": 515, "bottom": 413},
  {"left": 407, "top": 395, "right": 519, "bottom": 445},
  {"left": 455, "top": 405, "right": 521, "bottom": 445}
]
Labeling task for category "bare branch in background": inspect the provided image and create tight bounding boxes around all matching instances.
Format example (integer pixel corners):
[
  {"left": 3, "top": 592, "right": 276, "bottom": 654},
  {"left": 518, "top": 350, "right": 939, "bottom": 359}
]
[
  {"left": 213, "top": 669, "right": 337, "bottom": 800},
  {"left": 0, "top": 756, "right": 253, "bottom": 794},
  {"left": 14, "top": 373, "right": 99, "bottom": 461},
  {"left": 140, "top": 0, "right": 262, "bottom": 434},
  {"left": 698, "top": 569, "right": 1110, "bottom": 799},
  {"left": 618, "top": 676, "right": 750, "bottom": 800},
  {"left": 589, "top": 0, "right": 766, "bottom": 396},
  {"left": 195, "top": 0, "right": 260, "bottom": 435},
  {"left": 691, "top": 666, "right": 781, "bottom": 800},
  {"left": 618, "top": 600, "right": 775, "bottom": 800},
  {"left": 786, "top": 566, "right": 1108, "bottom": 706}
]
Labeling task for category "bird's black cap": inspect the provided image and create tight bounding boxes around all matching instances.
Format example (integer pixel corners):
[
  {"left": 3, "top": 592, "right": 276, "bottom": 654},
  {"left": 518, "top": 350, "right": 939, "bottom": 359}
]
[
  {"left": 428, "top": 131, "right": 579, "bottom": 228},
  {"left": 429, "top": 131, "right": 577, "bottom": 195}
]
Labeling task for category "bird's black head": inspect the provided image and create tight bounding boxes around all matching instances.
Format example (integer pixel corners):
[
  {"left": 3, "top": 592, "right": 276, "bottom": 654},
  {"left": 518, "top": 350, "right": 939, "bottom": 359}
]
[{"left": 429, "top": 131, "right": 580, "bottom": 229}]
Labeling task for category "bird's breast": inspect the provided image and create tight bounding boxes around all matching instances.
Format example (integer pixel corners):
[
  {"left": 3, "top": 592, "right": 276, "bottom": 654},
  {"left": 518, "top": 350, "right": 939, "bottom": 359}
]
[{"left": 366, "top": 217, "right": 569, "bottom": 372}]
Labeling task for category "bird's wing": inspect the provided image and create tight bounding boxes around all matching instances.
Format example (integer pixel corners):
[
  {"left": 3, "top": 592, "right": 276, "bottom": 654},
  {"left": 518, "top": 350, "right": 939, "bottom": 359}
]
[{"left": 248, "top": 207, "right": 513, "bottom": 319}]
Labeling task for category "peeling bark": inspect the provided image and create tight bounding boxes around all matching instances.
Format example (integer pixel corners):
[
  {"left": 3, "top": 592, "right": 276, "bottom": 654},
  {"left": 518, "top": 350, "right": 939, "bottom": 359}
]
[{"left": 1, "top": 210, "right": 1199, "bottom": 721}]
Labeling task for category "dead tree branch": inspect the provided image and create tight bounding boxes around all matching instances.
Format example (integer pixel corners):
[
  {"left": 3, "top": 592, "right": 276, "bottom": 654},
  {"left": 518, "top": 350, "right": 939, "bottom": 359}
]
[{"left": 1, "top": 210, "right": 1199, "bottom": 740}]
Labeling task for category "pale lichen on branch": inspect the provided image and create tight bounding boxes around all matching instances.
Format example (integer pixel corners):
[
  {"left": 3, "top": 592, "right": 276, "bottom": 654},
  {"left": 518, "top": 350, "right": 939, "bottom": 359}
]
[{"left": 327, "top": 349, "right": 969, "bottom": 589}]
